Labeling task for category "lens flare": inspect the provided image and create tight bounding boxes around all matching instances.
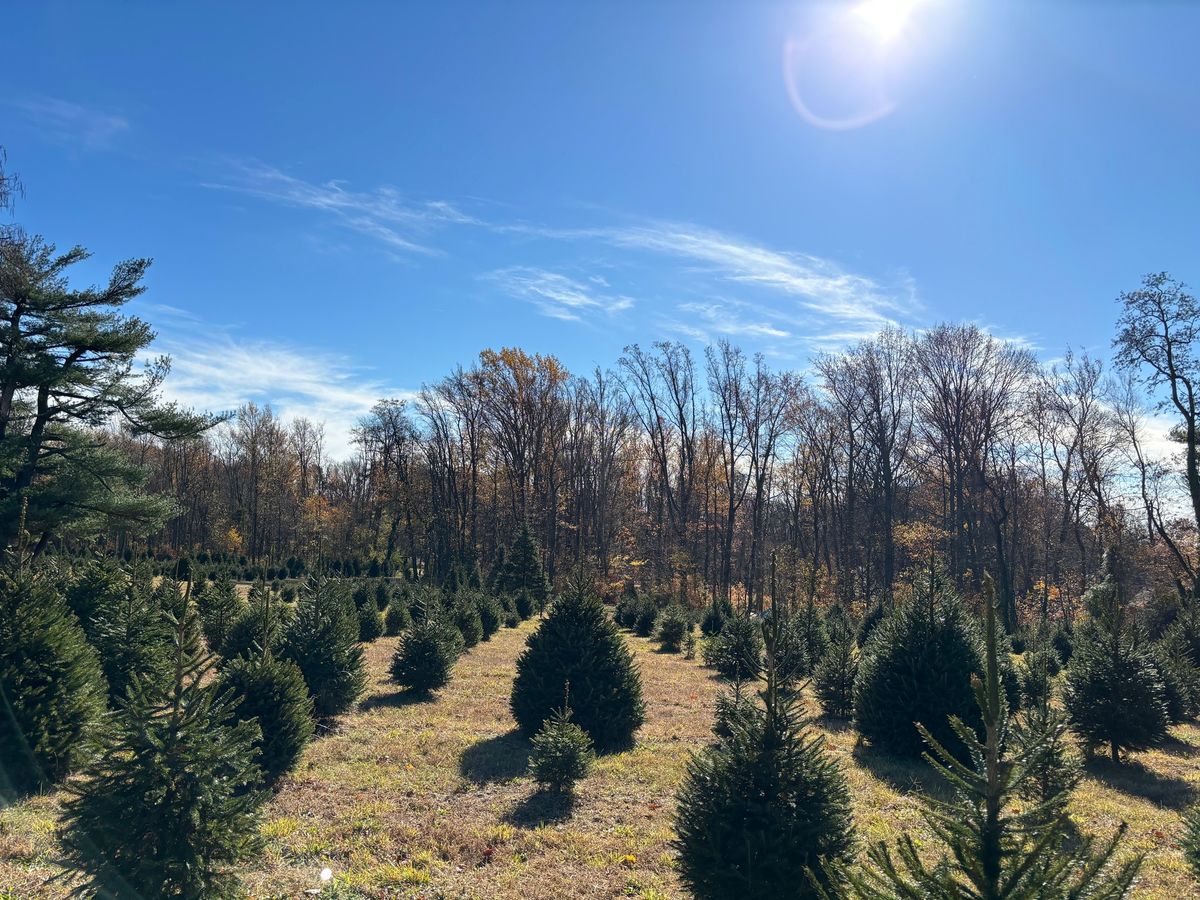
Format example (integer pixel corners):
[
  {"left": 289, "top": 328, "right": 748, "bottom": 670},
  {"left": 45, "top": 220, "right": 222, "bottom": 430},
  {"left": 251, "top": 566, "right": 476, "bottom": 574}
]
[{"left": 853, "top": 0, "right": 927, "bottom": 43}]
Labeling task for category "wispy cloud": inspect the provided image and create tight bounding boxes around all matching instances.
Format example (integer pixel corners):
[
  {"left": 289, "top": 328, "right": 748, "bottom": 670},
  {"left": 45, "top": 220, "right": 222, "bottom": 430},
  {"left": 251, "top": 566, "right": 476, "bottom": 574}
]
[
  {"left": 674, "top": 301, "right": 790, "bottom": 340},
  {"left": 205, "top": 161, "right": 476, "bottom": 256},
  {"left": 484, "top": 266, "right": 634, "bottom": 322},
  {"left": 600, "top": 221, "right": 912, "bottom": 333},
  {"left": 156, "top": 334, "right": 410, "bottom": 458},
  {"left": 9, "top": 95, "right": 129, "bottom": 149}
]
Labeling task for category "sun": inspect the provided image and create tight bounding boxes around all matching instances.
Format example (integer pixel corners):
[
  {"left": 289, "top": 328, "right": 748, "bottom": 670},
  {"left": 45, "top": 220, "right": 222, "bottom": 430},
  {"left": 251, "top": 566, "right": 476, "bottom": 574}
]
[{"left": 852, "top": 0, "right": 927, "bottom": 43}]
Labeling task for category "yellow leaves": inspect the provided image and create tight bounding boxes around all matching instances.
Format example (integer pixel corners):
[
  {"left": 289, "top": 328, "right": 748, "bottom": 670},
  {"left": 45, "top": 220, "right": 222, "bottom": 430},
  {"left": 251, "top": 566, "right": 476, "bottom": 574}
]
[{"left": 224, "top": 525, "right": 243, "bottom": 554}]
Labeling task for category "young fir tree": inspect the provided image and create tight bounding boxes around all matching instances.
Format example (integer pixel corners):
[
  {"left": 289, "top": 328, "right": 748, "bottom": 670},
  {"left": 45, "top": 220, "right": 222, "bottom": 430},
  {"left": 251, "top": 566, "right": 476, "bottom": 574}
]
[
  {"left": 511, "top": 583, "right": 645, "bottom": 751},
  {"left": 853, "top": 577, "right": 986, "bottom": 758},
  {"left": 385, "top": 593, "right": 412, "bottom": 635},
  {"left": 813, "top": 638, "right": 857, "bottom": 719},
  {"left": 220, "top": 582, "right": 291, "bottom": 660},
  {"left": 197, "top": 574, "right": 245, "bottom": 653},
  {"left": 675, "top": 612, "right": 856, "bottom": 899},
  {"left": 64, "top": 557, "right": 127, "bottom": 641},
  {"left": 1064, "top": 564, "right": 1169, "bottom": 763},
  {"left": 90, "top": 568, "right": 174, "bottom": 706},
  {"left": 0, "top": 567, "right": 106, "bottom": 798},
  {"left": 60, "top": 602, "right": 266, "bottom": 900},
  {"left": 827, "top": 576, "right": 1142, "bottom": 899},
  {"left": 278, "top": 577, "right": 367, "bottom": 719},
  {"left": 703, "top": 613, "right": 763, "bottom": 681},
  {"left": 474, "top": 591, "right": 503, "bottom": 640},
  {"left": 357, "top": 597, "right": 385, "bottom": 642},
  {"left": 528, "top": 693, "right": 595, "bottom": 794},
  {"left": 452, "top": 592, "right": 484, "bottom": 647},
  {"left": 390, "top": 615, "right": 463, "bottom": 694},
  {"left": 656, "top": 605, "right": 691, "bottom": 652},
  {"left": 502, "top": 521, "right": 552, "bottom": 612},
  {"left": 217, "top": 650, "right": 314, "bottom": 785},
  {"left": 1183, "top": 803, "right": 1200, "bottom": 882}
]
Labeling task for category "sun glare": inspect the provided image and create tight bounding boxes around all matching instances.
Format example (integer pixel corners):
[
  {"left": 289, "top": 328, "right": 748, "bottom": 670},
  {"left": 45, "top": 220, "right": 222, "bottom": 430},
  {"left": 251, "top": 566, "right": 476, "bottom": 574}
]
[{"left": 853, "top": 0, "right": 926, "bottom": 43}]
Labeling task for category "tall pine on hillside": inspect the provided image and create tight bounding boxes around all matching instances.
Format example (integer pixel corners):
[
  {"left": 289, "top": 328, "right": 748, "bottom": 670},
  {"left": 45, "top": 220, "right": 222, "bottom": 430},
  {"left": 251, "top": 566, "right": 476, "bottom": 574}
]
[
  {"left": 60, "top": 601, "right": 265, "bottom": 899},
  {"left": 0, "top": 230, "right": 218, "bottom": 552}
]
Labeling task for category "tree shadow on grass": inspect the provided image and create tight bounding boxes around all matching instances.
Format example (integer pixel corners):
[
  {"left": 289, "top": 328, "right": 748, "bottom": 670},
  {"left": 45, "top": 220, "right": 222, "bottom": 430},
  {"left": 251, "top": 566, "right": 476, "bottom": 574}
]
[
  {"left": 1084, "top": 756, "right": 1196, "bottom": 811},
  {"left": 459, "top": 729, "right": 530, "bottom": 785},
  {"left": 1155, "top": 733, "right": 1200, "bottom": 759},
  {"left": 852, "top": 742, "right": 954, "bottom": 802},
  {"left": 503, "top": 788, "right": 576, "bottom": 827},
  {"left": 358, "top": 688, "right": 438, "bottom": 713},
  {"left": 814, "top": 714, "right": 854, "bottom": 735}
]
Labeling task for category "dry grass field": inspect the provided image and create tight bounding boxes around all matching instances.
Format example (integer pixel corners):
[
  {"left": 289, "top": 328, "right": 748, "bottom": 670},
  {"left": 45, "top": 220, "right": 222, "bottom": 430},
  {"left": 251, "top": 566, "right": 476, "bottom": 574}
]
[{"left": 2, "top": 618, "right": 1198, "bottom": 898}]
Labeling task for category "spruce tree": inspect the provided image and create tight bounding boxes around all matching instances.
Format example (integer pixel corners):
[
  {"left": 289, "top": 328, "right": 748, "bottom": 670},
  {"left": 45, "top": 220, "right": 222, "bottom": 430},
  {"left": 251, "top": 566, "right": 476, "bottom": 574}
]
[
  {"left": 1064, "top": 573, "right": 1169, "bottom": 762},
  {"left": 279, "top": 578, "right": 367, "bottom": 719},
  {"left": 197, "top": 574, "right": 244, "bottom": 653},
  {"left": 60, "top": 602, "right": 265, "bottom": 899},
  {"left": 675, "top": 613, "right": 856, "bottom": 899},
  {"left": 511, "top": 585, "right": 645, "bottom": 751},
  {"left": 0, "top": 567, "right": 106, "bottom": 798},
  {"left": 217, "top": 651, "right": 314, "bottom": 785},
  {"left": 828, "top": 577, "right": 1142, "bottom": 899},
  {"left": 64, "top": 557, "right": 127, "bottom": 642}
]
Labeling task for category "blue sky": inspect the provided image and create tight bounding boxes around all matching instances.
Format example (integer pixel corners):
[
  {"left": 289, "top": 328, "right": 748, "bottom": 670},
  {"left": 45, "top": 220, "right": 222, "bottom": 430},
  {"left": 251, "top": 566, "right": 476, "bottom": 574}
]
[{"left": 5, "top": 1, "right": 1199, "bottom": 454}]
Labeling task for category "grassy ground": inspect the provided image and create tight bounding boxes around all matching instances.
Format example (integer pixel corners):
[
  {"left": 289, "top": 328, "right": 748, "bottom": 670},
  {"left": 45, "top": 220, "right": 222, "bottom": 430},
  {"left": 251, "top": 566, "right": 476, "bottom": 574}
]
[{"left": 2, "top": 619, "right": 1198, "bottom": 898}]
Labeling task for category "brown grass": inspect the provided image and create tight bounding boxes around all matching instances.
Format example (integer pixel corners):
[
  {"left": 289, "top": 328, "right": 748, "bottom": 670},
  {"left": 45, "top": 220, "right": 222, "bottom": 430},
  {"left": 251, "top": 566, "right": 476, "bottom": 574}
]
[{"left": 2, "top": 620, "right": 1198, "bottom": 898}]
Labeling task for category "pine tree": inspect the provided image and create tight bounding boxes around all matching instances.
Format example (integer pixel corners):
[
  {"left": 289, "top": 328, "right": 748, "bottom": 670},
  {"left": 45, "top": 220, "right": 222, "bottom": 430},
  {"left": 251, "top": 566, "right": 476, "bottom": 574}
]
[
  {"left": 60, "top": 602, "right": 266, "bottom": 899},
  {"left": 217, "top": 652, "right": 314, "bottom": 785},
  {"left": 511, "top": 585, "right": 645, "bottom": 751},
  {"left": 197, "top": 574, "right": 245, "bottom": 653},
  {"left": 1064, "top": 574, "right": 1169, "bottom": 762},
  {"left": 675, "top": 613, "right": 856, "bottom": 899},
  {"left": 0, "top": 231, "right": 218, "bottom": 548},
  {"left": 0, "top": 567, "right": 106, "bottom": 798},
  {"left": 279, "top": 578, "right": 367, "bottom": 719},
  {"left": 828, "top": 576, "right": 1142, "bottom": 899}
]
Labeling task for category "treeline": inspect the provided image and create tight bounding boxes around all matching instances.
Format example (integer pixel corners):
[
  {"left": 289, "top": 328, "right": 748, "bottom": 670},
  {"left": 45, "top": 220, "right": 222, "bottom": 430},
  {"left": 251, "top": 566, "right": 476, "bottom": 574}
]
[{"left": 112, "top": 277, "right": 1200, "bottom": 635}]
